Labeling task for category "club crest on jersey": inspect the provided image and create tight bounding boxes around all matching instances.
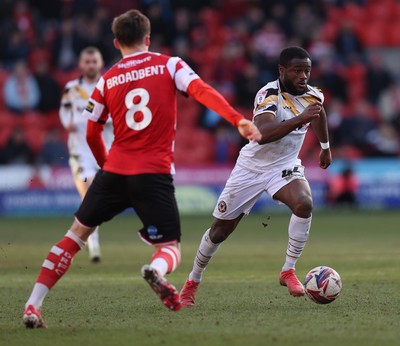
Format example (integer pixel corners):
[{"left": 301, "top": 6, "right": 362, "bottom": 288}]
[
  {"left": 85, "top": 101, "right": 94, "bottom": 113},
  {"left": 218, "top": 201, "right": 227, "bottom": 213},
  {"left": 256, "top": 91, "right": 267, "bottom": 105},
  {"left": 147, "top": 225, "right": 163, "bottom": 240}
]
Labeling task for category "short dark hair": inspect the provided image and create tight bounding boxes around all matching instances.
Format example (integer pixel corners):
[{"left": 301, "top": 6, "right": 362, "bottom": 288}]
[
  {"left": 79, "top": 46, "right": 102, "bottom": 59},
  {"left": 279, "top": 47, "right": 311, "bottom": 67},
  {"left": 112, "top": 9, "right": 151, "bottom": 47}
]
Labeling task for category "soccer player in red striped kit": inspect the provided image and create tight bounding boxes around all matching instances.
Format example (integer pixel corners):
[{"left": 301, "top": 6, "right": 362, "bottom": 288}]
[{"left": 22, "top": 9, "right": 261, "bottom": 328}]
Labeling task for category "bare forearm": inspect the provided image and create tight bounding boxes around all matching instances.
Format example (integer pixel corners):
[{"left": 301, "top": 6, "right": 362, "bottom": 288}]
[
  {"left": 257, "top": 114, "right": 305, "bottom": 144},
  {"left": 311, "top": 108, "right": 329, "bottom": 143}
]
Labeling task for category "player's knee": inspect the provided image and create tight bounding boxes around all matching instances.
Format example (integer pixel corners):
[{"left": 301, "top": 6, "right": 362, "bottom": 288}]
[
  {"left": 293, "top": 195, "right": 313, "bottom": 218},
  {"left": 209, "top": 226, "right": 231, "bottom": 243}
]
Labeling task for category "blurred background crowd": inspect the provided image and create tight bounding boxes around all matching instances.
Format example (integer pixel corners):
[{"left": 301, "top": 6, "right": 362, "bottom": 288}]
[{"left": 1, "top": 0, "right": 400, "bottom": 167}]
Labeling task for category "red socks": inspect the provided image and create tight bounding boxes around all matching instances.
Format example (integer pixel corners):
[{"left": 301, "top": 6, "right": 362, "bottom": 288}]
[
  {"left": 151, "top": 246, "right": 181, "bottom": 275},
  {"left": 36, "top": 231, "right": 84, "bottom": 289}
]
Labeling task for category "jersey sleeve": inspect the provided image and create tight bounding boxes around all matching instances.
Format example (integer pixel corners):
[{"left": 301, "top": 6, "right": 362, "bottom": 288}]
[
  {"left": 82, "top": 77, "right": 109, "bottom": 124},
  {"left": 166, "top": 57, "right": 200, "bottom": 93},
  {"left": 186, "top": 79, "right": 244, "bottom": 126},
  {"left": 253, "top": 87, "right": 279, "bottom": 118}
]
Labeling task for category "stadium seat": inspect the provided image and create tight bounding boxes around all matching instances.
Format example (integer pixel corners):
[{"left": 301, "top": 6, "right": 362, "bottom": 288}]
[
  {"left": 355, "top": 20, "right": 386, "bottom": 47},
  {"left": 0, "top": 111, "right": 16, "bottom": 148},
  {"left": 385, "top": 21, "right": 400, "bottom": 46},
  {"left": 174, "top": 129, "right": 215, "bottom": 165}
]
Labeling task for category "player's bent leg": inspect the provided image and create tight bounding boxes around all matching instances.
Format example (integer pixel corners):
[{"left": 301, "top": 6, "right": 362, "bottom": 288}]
[
  {"left": 273, "top": 180, "right": 312, "bottom": 297},
  {"left": 141, "top": 243, "right": 182, "bottom": 311},
  {"left": 23, "top": 223, "right": 92, "bottom": 328},
  {"left": 181, "top": 217, "right": 241, "bottom": 307}
]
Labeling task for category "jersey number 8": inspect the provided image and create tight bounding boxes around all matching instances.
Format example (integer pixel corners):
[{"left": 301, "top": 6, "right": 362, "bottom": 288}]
[{"left": 125, "top": 88, "right": 152, "bottom": 131}]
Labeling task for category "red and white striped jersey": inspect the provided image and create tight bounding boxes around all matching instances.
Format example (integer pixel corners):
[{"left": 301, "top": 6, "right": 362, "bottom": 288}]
[{"left": 83, "top": 51, "right": 199, "bottom": 175}]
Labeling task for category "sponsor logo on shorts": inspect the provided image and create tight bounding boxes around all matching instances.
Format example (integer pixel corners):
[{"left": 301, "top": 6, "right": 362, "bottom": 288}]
[
  {"left": 85, "top": 101, "right": 95, "bottom": 113},
  {"left": 218, "top": 201, "right": 227, "bottom": 213},
  {"left": 147, "top": 225, "right": 163, "bottom": 240}
]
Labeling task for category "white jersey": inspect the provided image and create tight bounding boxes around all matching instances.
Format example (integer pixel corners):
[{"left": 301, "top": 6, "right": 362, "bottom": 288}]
[
  {"left": 59, "top": 77, "right": 114, "bottom": 159},
  {"left": 237, "top": 79, "right": 324, "bottom": 173}
]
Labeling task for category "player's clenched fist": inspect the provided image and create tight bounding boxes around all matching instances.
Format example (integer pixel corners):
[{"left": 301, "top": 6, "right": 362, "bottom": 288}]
[{"left": 300, "top": 102, "right": 322, "bottom": 123}]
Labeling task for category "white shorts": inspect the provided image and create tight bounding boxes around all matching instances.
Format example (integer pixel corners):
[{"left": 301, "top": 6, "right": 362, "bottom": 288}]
[
  {"left": 69, "top": 154, "right": 99, "bottom": 182},
  {"left": 213, "top": 163, "right": 307, "bottom": 220}
]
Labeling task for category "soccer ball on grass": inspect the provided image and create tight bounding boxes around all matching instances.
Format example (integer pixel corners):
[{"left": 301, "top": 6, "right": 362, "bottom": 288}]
[{"left": 304, "top": 266, "right": 342, "bottom": 304}]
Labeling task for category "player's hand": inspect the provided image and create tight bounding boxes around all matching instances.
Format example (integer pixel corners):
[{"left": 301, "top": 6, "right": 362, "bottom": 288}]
[
  {"left": 301, "top": 102, "right": 322, "bottom": 123},
  {"left": 67, "top": 123, "right": 77, "bottom": 132},
  {"left": 237, "top": 119, "right": 261, "bottom": 142},
  {"left": 319, "top": 148, "right": 332, "bottom": 169}
]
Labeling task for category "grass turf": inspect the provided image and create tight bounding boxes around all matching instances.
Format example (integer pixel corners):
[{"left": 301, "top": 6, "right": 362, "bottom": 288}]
[{"left": 0, "top": 210, "right": 399, "bottom": 346}]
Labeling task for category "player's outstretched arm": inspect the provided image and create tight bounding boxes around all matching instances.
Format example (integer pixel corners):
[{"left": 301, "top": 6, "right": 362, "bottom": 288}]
[
  {"left": 86, "top": 120, "right": 107, "bottom": 168},
  {"left": 187, "top": 79, "right": 261, "bottom": 141}
]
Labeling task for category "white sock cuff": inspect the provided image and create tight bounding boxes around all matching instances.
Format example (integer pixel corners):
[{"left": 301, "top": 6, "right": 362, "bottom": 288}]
[
  {"left": 66, "top": 230, "right": 86, "bottom": 249},
  {"left": 291, "top": 214, "right": 312, "bottom": 224}
]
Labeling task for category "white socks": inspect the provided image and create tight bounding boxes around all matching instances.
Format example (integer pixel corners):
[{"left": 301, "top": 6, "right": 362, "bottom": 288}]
[
  {"left": 25, "top": 283, "right": 49, "bottom": 310},
  {"left": 87, "top": 226, "right": 100, "bottom": 258},
  {"left": 188, "top": 229, "right": 220, "bottom": 282},
  {"left": 282, "top": 214, "right": 312, "bottom": 272}
]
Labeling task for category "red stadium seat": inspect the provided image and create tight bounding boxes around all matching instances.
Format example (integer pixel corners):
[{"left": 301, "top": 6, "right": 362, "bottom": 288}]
[
  {"left": 355, "top": 19, "right": 386, "bottom": 47},
  {"left": 385, "top": 21, "right": 400, "bottom": 46}
]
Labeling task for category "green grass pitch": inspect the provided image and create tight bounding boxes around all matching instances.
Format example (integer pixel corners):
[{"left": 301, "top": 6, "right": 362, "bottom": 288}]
[{"left": 1, "top": 210, "right": 399, "bottom": 346}]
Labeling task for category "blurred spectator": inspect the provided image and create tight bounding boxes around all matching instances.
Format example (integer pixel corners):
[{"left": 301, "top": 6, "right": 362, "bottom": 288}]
[
  {"left": 51, "top": 18, "right": 82, "bottom": 71},
  {"left": 327, "top": 166, "right": 359, "bottom": 207},
  {"left": 32, "top": 59, "right": 61, "bottom": 113},
  {"left": 233, "top": 62, "right": 263, "bottom": 109},
  {"left": 143, "top": 1, "right": 175, "bottom": 47},
  {"left": 377, "top": 80, "right": 400, "bottom": 132},
  {"left": 325, "top": 98, "right": 346, "bottom": 146},
  {"left": 12, "top": 0, "right": 36, "bottom": 45},
  {"left": 215, "top": 125, "right": 241, "bottom": 163},
  {"left": 0, "top": 127, "right": 35, "bottom": 164},
  {"left": 251, "top": 19, "right": 286, "bottom": 81},
  {"left": 3, "top": 60, "right": 40, "bottom": 114},
  {"left": 267, "top": 3, "right": 292, "bottom": 38},
  {"left": 334, "top": 20, "right": 364, "bottom": 65},
  {"left": 291, "top": 2, "right": 321, "bottom": 44},
  {"left": 173, "top": 7, "right": 193, "bottom": 47},
  {"left": 366, "top": 122, "right": 400, "bottom": 157},
  {"left": 365, "top": 52, "right": 393, "bottom": 105},
  {"left": 38, "top": 128, "right": 68, "bottom": 166},
  {"left": 3, "top": 30, "right": 31, "bottom": 68},
  {"left": 240, "top": 4, "right": 265, "bottom": 35},
  {"left": 307, "top": 30, "right": 335, "bottom": 65},
  {"left": 335, "top": 99, "right": 377, "bottom": 154},
  {"left": 312, "top": 57, "right": 347, "bottom": 104}
]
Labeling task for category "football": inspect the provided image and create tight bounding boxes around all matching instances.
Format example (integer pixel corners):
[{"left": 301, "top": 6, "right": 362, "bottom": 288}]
[{"left": 304, "top": 266, "right": 342, "bottom": 304}]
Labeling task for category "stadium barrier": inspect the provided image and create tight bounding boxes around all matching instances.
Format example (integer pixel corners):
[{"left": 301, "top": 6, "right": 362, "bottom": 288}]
[{"left": 0, "top": 159, "right": 399, "bottom": 216}]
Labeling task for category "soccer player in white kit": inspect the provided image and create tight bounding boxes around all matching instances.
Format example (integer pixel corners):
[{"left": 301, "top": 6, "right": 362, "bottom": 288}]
[
  {"left": 181, "top": 46, "right": 332, "bottom": 305},
  {"left": 59, "top": 47, "right": 113, "bottom": 262}
]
